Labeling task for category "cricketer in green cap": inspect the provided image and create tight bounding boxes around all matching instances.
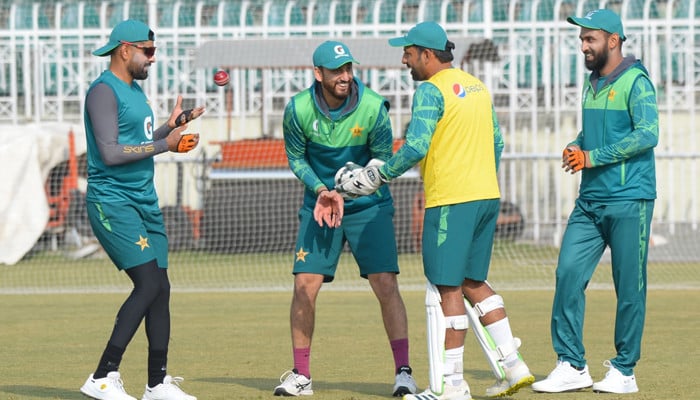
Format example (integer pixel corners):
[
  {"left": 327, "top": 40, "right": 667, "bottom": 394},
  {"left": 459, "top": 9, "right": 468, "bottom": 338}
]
[
  {"left": 567, "top": 9, "right": 626, "bottom": 41},
  {"left": 312, "top": 41, "right": 359, "bottom": 70},
  {"left": 93, "top": 19, "right": 154, "bottom": 56},
  {"left": 388, "top": 21, "right": 450, "bottom": 51}
]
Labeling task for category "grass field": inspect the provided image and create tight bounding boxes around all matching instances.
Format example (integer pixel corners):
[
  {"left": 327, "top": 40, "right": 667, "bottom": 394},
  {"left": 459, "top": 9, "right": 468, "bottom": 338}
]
[
  {"left": 5, "top": 242, "right": 700, "bottom": 293},
  {"left": 1, "top": 288, "right": 698, "bottom": 400}
]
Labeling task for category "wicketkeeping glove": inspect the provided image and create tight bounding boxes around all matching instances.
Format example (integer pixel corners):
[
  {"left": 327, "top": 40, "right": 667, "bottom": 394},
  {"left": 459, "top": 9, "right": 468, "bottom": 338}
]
[
  {"left": 177, "top": 133, "right": 199, "bottom": 153},
  {"left": 335, "top": 158, "right": 387, "bottom": 197},
  {"left": 334, "top": 161, "right": 363, "bottom": 199},
  {"left": 562, "top": 147, "right": 587, "bottom": 173}
]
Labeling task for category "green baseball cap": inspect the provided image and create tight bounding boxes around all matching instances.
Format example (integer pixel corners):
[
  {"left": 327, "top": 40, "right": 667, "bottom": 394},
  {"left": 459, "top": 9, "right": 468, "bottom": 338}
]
[
  {"left": 93, "top": 19, "right": 154, "bottom": 57},
  {"left": 567, "top": 9, "right": 626, "bottom": 41},
  {"left": 312, "top": 41, "right": 359, "bottom": 69},
  {"left": 388, "top": 21, "right": 449, "bottom": 51}
]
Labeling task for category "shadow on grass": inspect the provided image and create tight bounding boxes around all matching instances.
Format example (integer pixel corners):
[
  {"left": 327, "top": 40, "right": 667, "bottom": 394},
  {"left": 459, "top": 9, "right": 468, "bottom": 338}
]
[
  {"left": 0, "top": 385, "right": 80, "bottom": 399},
  {"left": 196, "top": 376, "right": 389, "bottom": 397}
]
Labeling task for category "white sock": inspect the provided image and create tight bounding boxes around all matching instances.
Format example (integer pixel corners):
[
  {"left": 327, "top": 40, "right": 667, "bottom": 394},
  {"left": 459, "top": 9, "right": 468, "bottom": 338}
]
[
  {"left": 485, "top": 317, "right": 519, "bottom": 365},
  {"left": 444, "top": 346, "right": 464, "bottom": 386}
]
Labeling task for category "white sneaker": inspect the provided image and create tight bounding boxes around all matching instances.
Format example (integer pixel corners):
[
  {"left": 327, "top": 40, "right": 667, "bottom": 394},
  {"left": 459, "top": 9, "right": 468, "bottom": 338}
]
[
  {"left": 80, "top": 372, "right": 136, "bottom": 400},
  {"left": 393, "top": 366, "right": 417, "bottom": 396},
  {"left": 141, "top": 375, "right": 196, "bottom": 400},
  {"left": 592, "top": 360, "right": 639, "bottom": 394},
  {"left": 403, "top": 380, "right": 471, "bottom": 400},
  {"left": 274, "top": 369, "right": 313, "bottom": 396},
  {"left": 485, "top": 358, "right": 535, "bottom": 397},
  {"left": 531, "top": 360, "right": 592, "bottom": 393}
]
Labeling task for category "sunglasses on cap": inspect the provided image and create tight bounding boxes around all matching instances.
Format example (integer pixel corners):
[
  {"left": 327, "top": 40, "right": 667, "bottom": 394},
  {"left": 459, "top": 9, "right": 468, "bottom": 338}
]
[{"left": 120, "top": 40, "right": 156, "bottom": 58}]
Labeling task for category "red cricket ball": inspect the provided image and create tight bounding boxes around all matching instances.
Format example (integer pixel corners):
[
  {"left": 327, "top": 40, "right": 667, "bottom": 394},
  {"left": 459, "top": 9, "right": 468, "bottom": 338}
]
[{"left": 214, "top": 70, "right": 230, "bottom": 86}]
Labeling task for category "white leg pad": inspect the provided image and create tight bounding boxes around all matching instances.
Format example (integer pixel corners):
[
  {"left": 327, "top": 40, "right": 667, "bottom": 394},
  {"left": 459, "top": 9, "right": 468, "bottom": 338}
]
[
  {"left": 464, "top": 297, "right": 506, "bottom": 380},
  {"left": 426, "top": 283, "right": 446, "bottom": 394},
  {"left": 473, "top": 294, "right": 521, "bottom": 360}
]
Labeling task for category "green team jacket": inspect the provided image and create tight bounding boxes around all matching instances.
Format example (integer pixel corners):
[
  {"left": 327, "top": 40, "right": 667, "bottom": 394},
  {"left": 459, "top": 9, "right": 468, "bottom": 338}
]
[
  {"left": 283, "top": 77, "right": 394, "bottom": 214},
  {"left": 572, "top": 56, "right": 659, "bottom": 201}
]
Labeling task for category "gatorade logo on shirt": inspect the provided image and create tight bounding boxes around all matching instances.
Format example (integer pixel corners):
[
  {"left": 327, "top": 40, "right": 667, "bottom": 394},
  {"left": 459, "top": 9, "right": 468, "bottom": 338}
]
[{"left": 143, "top": 115, "right": 154, "bottom": 141}]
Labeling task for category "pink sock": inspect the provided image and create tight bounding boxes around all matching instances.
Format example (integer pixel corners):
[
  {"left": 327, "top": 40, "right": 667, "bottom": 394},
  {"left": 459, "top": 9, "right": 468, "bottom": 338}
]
[
  {"left": 390, "top": 338, "right": 410, "bottom": 372},
  {"left": 293, "top": 347, "right": 311, "bottom": 378}
]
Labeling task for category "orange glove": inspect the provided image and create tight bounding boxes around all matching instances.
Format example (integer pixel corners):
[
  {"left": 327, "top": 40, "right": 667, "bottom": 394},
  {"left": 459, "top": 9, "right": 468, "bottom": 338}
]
[
  {"left": 177, "top": 133, "right": 199, "bottom": 153},
  {"left": 313, "top": 190, "right": 344, "bottom": 228},
  {"left": 562, "top": 147, "right": 587, "bottom": 173}
]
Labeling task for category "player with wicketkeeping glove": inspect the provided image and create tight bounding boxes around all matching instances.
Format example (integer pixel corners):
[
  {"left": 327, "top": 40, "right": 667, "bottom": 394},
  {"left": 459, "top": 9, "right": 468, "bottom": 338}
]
[{"left": 275, "top": 40, "right": 416, "bottom": 398}]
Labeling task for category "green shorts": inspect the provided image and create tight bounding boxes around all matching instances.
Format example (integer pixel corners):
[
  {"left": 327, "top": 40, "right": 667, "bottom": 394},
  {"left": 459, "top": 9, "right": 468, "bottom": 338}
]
[
  {"left": 422, "top": 199, "right": 499, "bottom": 286},
  {"left": 87, "top": 201, "right": 168, "bottom": 270},
  {"left": 292, "top": 203, "right": 399, "bottom": 282}
]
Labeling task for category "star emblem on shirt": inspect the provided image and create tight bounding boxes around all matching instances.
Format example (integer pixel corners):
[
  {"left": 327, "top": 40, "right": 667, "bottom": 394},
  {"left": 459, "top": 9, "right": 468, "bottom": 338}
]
[
  {"left": 608, "top": 88, "right": 616, "bottom": 101},
  {"left": 350, "top": 122, "right": 364, "bottom": 137},
  {"left": 296, "top": 247, "right": 309, "bottom": 262},
  {"left": 135, "top": 235, "right": 150, "bottom": 251}
]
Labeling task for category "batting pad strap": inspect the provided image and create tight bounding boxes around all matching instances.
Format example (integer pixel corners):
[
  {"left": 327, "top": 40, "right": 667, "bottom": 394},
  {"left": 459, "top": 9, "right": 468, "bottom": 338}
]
[
  {"left": 495, "top": 337, "right": 522, "bottom": 360},
  {"left": 445, "top": 315, "right": 468, "bottom": 331},
  {"left": 473, "top": 294, "right": 504, "bottom": 317}
]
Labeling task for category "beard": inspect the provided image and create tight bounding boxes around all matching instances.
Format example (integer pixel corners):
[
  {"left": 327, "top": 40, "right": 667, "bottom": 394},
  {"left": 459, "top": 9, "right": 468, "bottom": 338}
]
[
  {"left": 321, "top": 80, "right": 351, "bottom": 103},
  {"left": 409, "top": 67, "right": 426, "bottom": 82},
  {"left": 128, "top": 62, "right": 150, "bottom": 80},
  {"left": 584, "top": 49, "right": 609, "bottom": 72}
]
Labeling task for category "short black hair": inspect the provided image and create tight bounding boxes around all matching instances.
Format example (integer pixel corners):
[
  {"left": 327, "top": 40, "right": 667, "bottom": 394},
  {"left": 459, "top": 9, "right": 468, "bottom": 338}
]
[{"left": 416, "top": 40, "right": 455, "bottom": 63}]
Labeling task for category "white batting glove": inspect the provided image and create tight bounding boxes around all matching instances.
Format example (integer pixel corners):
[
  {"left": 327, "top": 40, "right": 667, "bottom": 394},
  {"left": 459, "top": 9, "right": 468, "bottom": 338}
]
[{"left": 335, "top": 158, "right": 387, "bottom": 197}]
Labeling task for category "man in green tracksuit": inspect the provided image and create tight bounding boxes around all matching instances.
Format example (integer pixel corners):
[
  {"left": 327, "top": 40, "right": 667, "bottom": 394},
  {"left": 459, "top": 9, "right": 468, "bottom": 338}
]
[{"left": 533, "top": 9, "right": 658, "bottom": 395}]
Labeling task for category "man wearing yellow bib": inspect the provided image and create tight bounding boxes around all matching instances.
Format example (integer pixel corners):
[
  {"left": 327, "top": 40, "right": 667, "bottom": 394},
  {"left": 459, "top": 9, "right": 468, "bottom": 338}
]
[{"left": 336, "top": 22, "right": 534, "bottom": 400}]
